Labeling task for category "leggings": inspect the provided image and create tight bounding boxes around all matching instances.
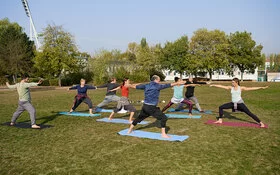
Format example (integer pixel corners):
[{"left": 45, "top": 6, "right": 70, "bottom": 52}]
[
  {"left": 12, "top": 101, "right": 36, "bottom": 125},
  {"left": 162, "top": 99, "right": 193, "bottom": 113},
  {"left": 72, "top": 96, "right": 93, "bottom": 110},
  {"left": 132, "top": 104, "right": 168, "bottom": 128},
  {"left": 218, "top": 102, "right": 261, "bottom": 123}
]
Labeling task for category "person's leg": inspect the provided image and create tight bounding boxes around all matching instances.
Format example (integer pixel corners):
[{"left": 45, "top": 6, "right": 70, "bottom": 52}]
[
  {"left": 11, "top": 101, "right": 25, "bottom": 125},
  {"left": 83, "top": 97, "right": 94, "bottom": 114},
  {"left": 111, "top": 95, "right": 121, "bottom": 102},
  {"left": 124, "top": 104, "right": 136, "bottom": 122},
  {"left": 23, "top": 102, "right": 40, "bottom": 128},
  {"left": 215, "top": 102, "right": 234, "bottom": 124},
  {"left": 161, "top": 101, "right": 174, "bottom": 112},
  {"left": 70, "top": 96, "right": 83, "bottom": 112},
  {"left": 109, "top": 107, "right": 120, "bottom": 120},
  {"left": 128, "top": 105, "right": 149, "bottom": 134},
  {"left": 181, "top": 99, "right": 193, "bottom": 115},
  {"left": 96, "top": 96, "right": 112, "bottom": 108},
  {"left": 190, "top": 96, "right": 202, "bottom": 112},
  {"left": 238, "top": 103, "right": 264, "bottom": 127},
  {"left": 153, "top": 107, "right": 170, "bottom": 138}
]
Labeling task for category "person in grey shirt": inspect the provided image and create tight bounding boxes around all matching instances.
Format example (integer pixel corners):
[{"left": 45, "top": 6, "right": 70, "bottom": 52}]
[
  {"left": 96, "top": 77, "right": 121, "bottom": 109},
  {"left": 6, "top": 74, "right": 43, "bottom": 129}
]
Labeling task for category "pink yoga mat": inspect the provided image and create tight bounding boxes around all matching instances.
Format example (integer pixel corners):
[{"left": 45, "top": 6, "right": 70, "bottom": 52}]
[{"left": 205, "top": 120, "right": 268, "bottom": 128}]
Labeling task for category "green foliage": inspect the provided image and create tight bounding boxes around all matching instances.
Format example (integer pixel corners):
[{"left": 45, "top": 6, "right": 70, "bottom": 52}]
[
  {"left": 228, "top": 31, "right": 264, "bottom": 81},
  {"left": 130, "top": 69, "right": 150, "bottom": 82},
  {"left": 268, "top": 53, "right": 280, "bottom": 72},
  {"left": 161, "top": 36, "right": 192, "bottom": 78},
  {"left": 0, "top": 18, "right": 35, "bottom": 82},
  {"left": 33, "top": 24, "right": 80, "bottom": 86},
  {"left": 114, "top": 67, "right": 130, "bottom": 82},
  {"left": 149, "top": 68, "right": 166, "bottom": 81},
  {"left": 190, "top": 28, "right": 229, "bottom": 80}
]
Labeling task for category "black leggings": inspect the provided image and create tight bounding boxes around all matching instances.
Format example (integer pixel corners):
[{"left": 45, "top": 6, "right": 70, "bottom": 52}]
[
  {"left": 162, "top": 99, "right": 193, "bottom": 113},
  {"left": 72, "top": 96, "right": 93, "bottom": 110},
  {"left": 132, "top": 104, "right": 168, "bottom": 128},
  {"left": 218, "top": 102, "right": 261, "bottom": 123}
]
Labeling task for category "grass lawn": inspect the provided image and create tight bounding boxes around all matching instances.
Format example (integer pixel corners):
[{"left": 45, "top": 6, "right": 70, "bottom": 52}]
[{"left": 0, "top": 82, "right": 280, "bottom": 175}]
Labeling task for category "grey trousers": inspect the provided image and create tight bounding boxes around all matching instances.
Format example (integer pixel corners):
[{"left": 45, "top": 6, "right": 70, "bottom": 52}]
[
  {"left": 97, "top": 95, "right": 121, "bottom": 108},
  {"left": 11, "top": 101, "right": 36, "bottom": 125},
  {"left": 177, "top": 96, "right": 202, "bottom": 111}
]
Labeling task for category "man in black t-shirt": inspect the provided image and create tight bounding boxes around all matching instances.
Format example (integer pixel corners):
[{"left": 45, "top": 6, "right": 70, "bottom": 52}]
[{"left": 177, "top": 77, "right": 210, "bottom": 112}]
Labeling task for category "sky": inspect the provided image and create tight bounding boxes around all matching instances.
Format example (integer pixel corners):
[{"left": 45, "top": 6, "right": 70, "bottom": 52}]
[{"left": 1, "top": 0, "right": 280, "bottom": 55}]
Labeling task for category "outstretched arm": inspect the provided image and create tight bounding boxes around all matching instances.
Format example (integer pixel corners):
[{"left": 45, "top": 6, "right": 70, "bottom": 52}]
[
  {"left": 109, "top": 86, "right": 121, "bottom": 92},
  {"left": 184, "top": 84, "right": 200, "bottom": 87},
  {"left": 210, "top": 84, "right": 231, "bottom": 90},
  {"left": 86, "top": 85, "right": 97, "bottom": 90},
  {"left": 241, "top": 86, "right": 268, "bottom": 91},
  {"left": 126, "top": 83, "right": 140, "bottom": 89},
  {"left": 171, "top": 80, "right": 186, "bottom": 87},
  {"left": 69, "top": 85, "right": 78, "bottom": 90},
  {"left": 6, "top": 82, "right": 17, "bottom": 89}
]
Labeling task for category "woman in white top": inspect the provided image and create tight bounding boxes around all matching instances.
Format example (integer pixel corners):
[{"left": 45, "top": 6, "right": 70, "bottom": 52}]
[{"left": 210, "top": 78, "right": 268, "bottom": 127}]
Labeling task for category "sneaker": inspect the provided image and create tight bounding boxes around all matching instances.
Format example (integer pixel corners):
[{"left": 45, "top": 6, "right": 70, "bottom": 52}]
[
  {"left": 31, "top": 124, "right": 41, "bottom": 129},
  {"left": 10, "top": 122, "right": 15, "bottom": 126}
]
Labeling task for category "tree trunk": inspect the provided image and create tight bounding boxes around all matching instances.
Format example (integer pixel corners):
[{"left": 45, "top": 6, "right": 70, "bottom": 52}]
[
  {"left": 58, "top": 73, "right": 62, "bottom": 87},
  {"left": 12, "top": 74, "right": 17, "bottom": 84},
  {"left": 241, "top": 71, "right": 244, "bottom": 82},
  {"left": 180, "top": 73, "right": 183, "bottom": 79},
  {"left": 209, "top": 70, "right": 212, "bottom": 81}
]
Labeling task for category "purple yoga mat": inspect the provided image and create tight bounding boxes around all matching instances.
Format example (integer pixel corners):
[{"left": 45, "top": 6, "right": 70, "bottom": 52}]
[{"left": 205, "top": 120, "right": 268, "bottom": 128}]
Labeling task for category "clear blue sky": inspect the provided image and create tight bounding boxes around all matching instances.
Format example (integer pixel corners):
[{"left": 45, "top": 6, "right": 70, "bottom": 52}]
[{"left": 1, "top": 0, "right": 280, "bottom": 55}]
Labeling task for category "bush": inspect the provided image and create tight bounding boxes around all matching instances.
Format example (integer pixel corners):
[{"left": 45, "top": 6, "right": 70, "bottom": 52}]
[
  {"left": 114, "top": 67, "right": 130, "bottom": 83},
  {"left": 130, "top": 69, "right": 149, "bottom": 83},
  {"left": 49, "top": 79, "right": 59, "bottom": 86}
]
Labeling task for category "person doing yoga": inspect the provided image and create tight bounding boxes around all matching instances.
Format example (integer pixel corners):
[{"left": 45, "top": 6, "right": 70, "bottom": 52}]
[
  {"left": 161, "top": 77, "right": 194, "bottom": 115},
  {"left": 210, "top": 78, "right": 268, "bottom": 127},
  {"left": 69, "top": 79, "right": 97, "bottom": 114}
]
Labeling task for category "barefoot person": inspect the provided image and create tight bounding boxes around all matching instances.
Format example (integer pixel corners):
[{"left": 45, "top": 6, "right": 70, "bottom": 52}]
[
  {"left": 108, "top": 78, "right": 138, "bottom": 123},
  {"left": 6, "top": 74, "right": 43, "bottom": 129},
  {"left": 69, "top": 79, "right": 97, "bottom": 114},
  {"left": 161, "top": 77, "right": 193, "bottom": 115},
  {"left": 210, "top": 78, "right": 268, "bottom": 127},
  {"left": 127, "top": 75, "right": 184, "bottom": 138},
  {"left": 177, "top": 77, "right": 209, "bottom": 112},
  {"left": 95, "top": 77, "right": 121, "bottom": 110}
]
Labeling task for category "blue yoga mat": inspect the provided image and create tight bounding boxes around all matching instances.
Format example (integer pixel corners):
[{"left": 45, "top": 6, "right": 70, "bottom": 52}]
[
  {"left": 118, "top": 128, "right": 189, "bottom": 142},
  {"left": 95, "top": 108, "right": 113, "bottom": 113},
  {"left": 165, "top": 113, "right": 201, "bottom": 119},
  {"left": 96, "top": 118, "right": 149, "bottom": 125},
  {"left": 168, "top": 108, "right": 212, "bottom": 114},
  {"left": 58, "top": 112, "right": 101, "bottom": 117}
]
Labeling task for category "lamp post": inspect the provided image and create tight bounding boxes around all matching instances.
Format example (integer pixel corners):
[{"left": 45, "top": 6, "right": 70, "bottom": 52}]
[{"left": 21, "top": 0, "right": 41, "bottom": 50}]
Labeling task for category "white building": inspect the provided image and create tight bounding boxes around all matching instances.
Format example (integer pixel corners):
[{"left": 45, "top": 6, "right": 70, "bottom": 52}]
[{"left": 163, "top": 68, "right": 258, "bottom": 81}]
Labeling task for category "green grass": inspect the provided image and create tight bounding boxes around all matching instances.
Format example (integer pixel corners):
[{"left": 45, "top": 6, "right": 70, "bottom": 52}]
[{"left": 0, "top": 82, "right": 280, "bottom": 175}]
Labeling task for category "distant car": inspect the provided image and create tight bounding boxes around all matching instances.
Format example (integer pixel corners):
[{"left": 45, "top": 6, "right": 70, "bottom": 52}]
[{"left": 271, "top": 77, "right": 280, "bottom": 82}]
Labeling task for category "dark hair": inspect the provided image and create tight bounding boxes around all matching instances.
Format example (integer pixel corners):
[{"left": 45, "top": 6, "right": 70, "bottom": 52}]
[
  {"left": 232, "top": 78, "right": 240, "bottom": 86},
  {"left": 21, "top": 73, "right": 29, "bottom": 80},
  {"left": 122, "top": 78, "right": 129, "bottom": 86},
  {"left": 174, "top": 77, "right": 180, "bottom": 82}
]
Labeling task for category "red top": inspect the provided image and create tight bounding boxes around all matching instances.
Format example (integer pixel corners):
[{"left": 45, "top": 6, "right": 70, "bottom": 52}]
[{"left": 121, "top": 85, "right": 129, "bottom": 97}]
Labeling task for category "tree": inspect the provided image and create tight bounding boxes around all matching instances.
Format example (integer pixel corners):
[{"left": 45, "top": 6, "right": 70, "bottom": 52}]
[
  {"left": 161, "top": 36, "right": 193, "bottom": 79},
  {"left": 0, "top": 18, "right": 35, "bottom": 82},
  {"left": 228, "top": 31, "right": 264, "bottom": 81},
  {"left": 33, "top": 24, "right": 79, "bottom": 86},
  {"left": 190, "top": 29, "right": 229, "bottom": 80}
]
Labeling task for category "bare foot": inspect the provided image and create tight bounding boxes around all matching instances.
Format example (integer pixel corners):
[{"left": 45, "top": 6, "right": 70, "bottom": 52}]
[
  {"left": 31, "top": 124, "right": 41, "bottom": 129},
  {"left": 260, "top": 122, "right": 265, "bottom": 128},
  {"left": 127, "top": 129, "right": 133, "bottom": 134},
  {"left": 188, "top": 113, "right": 192, "bottom": 116},
  {"left": 214, "top": 119, "right": 223, "bottom": 124},
  {"left": 129, "top": 120, "right": 133, "bottom": 124},
  {"left": 108, "top": 117, "right": 112, "bottom": 120},
  {"left": 68, "top": 109, "right": 73, "bottom": 114},
  {"left": 162, "top": 134, "right": 171, "bottom": 138}
]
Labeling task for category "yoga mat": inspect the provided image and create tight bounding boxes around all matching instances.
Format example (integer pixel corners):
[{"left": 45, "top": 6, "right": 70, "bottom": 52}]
[
  {"left": 96, "top": 118, "right": 149, "bottom": 125},
  {"left": 118, "top": 128, "right": 189, "bottom": 142},
  {"left": 165, "top": 114, "right": 201, "bottom": 119},
  {"left": 95, "top": 108, "right": 128, "bottom": 113},
  {"left": 168, "top": 108, "right": 212, "bottom": 114},
  {"left": 58, "top": 112, "right": 101, "bottom": 117},
  {"left": 205, "top": 120, "right": 268, "bottom": 128}
]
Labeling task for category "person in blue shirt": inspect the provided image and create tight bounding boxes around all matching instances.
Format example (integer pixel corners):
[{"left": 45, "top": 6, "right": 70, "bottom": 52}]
[
  {"left": 127, "top": 75, "right": 183, "bottom": 138},
  {"left": 68, "top": 79, "right": 97, "bottom": 114}
]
